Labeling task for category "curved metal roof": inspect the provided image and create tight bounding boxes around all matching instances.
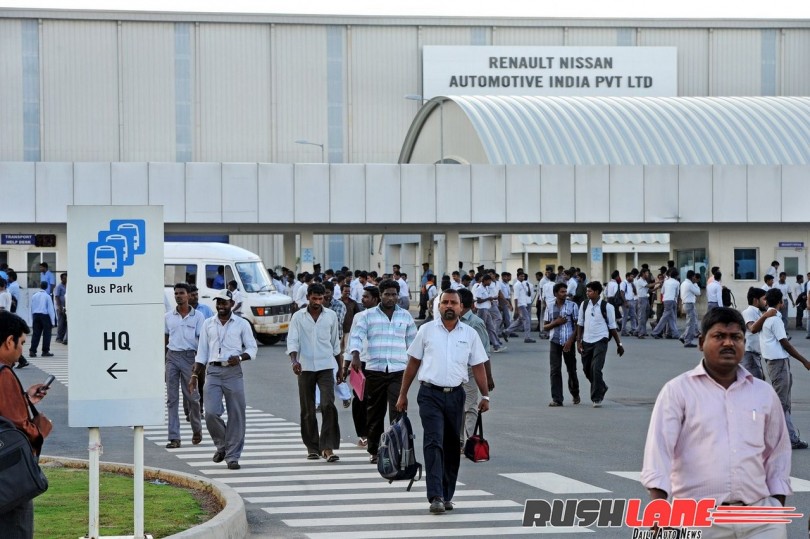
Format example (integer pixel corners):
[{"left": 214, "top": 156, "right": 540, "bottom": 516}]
[{"left": 399, "top": 96, "right": 810, "bottom": 165}]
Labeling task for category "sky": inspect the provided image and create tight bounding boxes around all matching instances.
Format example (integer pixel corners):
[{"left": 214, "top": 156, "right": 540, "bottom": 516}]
[{"left": 3, "top": 0, "right": 810, "bottom": 19}]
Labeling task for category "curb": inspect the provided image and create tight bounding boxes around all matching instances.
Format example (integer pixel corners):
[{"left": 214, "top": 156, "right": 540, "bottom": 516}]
[{"left": 40, "top": 456, "right": 248, "bottom": 539}]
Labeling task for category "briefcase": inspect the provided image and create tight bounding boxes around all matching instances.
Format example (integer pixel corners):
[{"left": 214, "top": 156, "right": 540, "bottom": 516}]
[
  {"left": 0, "top": 416, "right": 49, "bottom": 513},
  {"left": 463, "top": 414, "right": 490, "bottom": 462}
]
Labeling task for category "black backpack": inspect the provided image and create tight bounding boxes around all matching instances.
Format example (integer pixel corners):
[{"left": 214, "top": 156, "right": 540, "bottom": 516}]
[
  {"left": 377, "top": 412, "right": 422, "bottom": 491},
  {"left": 721, "top": 287, "right": 735, "bottom": 308}
]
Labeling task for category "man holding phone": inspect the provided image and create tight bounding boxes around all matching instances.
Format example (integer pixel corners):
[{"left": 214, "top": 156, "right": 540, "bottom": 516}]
[
  {"left": 543, "top": 283, "right": 580, "bottom": 407},
  {"left": 0, "top": 311, "right": 53, "bottom": 537}
]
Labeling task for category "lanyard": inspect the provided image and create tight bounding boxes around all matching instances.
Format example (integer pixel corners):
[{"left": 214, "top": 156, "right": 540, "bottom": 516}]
[{"left": 216, "top": 318, "right": 232, "bottom": 358}]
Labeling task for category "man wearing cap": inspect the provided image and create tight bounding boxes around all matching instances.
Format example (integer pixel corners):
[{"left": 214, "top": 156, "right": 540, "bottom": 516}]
[{"left": 189, "top": 289, "right": 257, "bottom": 470}]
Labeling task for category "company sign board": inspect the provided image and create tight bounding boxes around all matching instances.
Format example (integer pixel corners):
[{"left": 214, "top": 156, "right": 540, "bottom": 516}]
[
  {"left": 67, "top": 206, "right": 165, "bottom": 427},
  {"left": 423, "top": 46, "right": 677, "bottom": 98}
]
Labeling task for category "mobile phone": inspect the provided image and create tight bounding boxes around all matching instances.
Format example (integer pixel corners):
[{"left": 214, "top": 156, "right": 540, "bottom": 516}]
[{"left": 42, "top": 375, "right": 56, "bottom": 389}]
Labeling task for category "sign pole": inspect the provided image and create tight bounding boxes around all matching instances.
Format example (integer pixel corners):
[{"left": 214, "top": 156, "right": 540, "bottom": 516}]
[
  {"left": 134, "top": 426, "right": 145, "bottom": 538},
  {"left": 88, "top": 427, "right": 101, "bottom": 539}
]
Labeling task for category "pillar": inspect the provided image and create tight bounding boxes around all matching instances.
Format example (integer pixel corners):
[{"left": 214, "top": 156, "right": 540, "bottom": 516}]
[
  {"left": 557, "top": 233, "right": 572, "bottom": 269},
  {"left": 283, "top": 233, "right": 296, "bottom": 271},
  {"left": 300, "top": 230, "right": 314, "bottom": 274},
  {"left": 587, "top": 230, "right": 604, "bottom": 284},
  {"left": 420, "top": 233, "right": 434, "bottom": 271},
  {"left": 479, "top": 236, "right": 496, "bottom": 269},
  {"left": 444, "top": 231, "right": 460, "bottom": 276}
]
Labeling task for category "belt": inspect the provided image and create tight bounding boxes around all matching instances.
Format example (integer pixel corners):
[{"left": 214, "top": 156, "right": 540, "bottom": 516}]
[
  {"left": 208, "top": 361, "right": 233, "bottom": 367},
  {"left": 721, "top": 501, "right": 749, "bottom": 506},
  {"left": 421, "top": 381, "right": 462, "bottom": 393}
]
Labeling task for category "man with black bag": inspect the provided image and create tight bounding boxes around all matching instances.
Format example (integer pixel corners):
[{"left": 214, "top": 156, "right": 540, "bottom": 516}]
[{"left": 0, "top": 311, "right": 53, "bottom": 538}]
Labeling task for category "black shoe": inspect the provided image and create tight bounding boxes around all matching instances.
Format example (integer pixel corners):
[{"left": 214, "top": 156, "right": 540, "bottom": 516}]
[
  {"left": 15, "top": 357, "right": 29, "bottom": 369},
  {"left": 501, "top": 333, "right": 508, "bottom": 343},
  {"left": 429, "top": 497, "right": 446, "bottom": 514},
  {"left": 524, "top": 338, "right": 536, "bottom": 343},
  {"left": 165, "top": 439, "right": 181, "bottom": 449},
  {"left": 41, "top": 352, "right": 54, "bottom": 357},
  {"left": 227, "top": 461, "right": 241, "bottom": 470},
  {"left": 61, "top": 341, "right": 67, "bottom": 345},
  {"left": 444, "top": 500, "right": 454, "bottom": 511},
  {"left": 548, "top": 401, "right": 563, "bottom": 407},
  {"left": 792, "top": 440, "right": 809, "bottom": 450},
  {"left": 369, "top": 454, "right": 378, "bottom": 464},
  {"left": 573, "top": 396, "right": 581, "bottom": 405},
  {"left": 212, "top": 451, "right": 226, "bottom": 463},
  {"left": 684, "top": 343, "right": 697, "bottom": 348},
  {"left": 29, "top": 352, "right": 37, "bottom": 357},
  {"left": 508, "top": 333, "right": 519, "bottom": 338}
]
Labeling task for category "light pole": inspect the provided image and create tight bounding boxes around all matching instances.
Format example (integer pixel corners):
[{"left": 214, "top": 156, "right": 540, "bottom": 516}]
[
  {"left": 404, "top": 94, "right": 443, "bottom": 164},
  {"left": 294, "top": 139, "right": 325, "bottom": 163}
]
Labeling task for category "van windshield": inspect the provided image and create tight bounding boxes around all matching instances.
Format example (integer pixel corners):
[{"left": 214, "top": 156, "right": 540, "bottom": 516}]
[{"left": 235, "top": 262, "right": 275, "bottom": 293}]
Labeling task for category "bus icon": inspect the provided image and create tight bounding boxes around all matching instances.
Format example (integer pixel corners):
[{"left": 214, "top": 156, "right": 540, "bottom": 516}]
[{"left": 93, "top": 245, "right": 118, "bottom": 273}]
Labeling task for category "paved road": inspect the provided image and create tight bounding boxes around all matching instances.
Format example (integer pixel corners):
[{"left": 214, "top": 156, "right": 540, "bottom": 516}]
[{"left": 27, "top": 325, "right": 810, "bottom": 538}]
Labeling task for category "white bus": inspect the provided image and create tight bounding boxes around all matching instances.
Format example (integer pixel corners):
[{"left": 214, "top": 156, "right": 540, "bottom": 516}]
[{"left": 164, "top": 242, "right": 293, "bottom": 345}]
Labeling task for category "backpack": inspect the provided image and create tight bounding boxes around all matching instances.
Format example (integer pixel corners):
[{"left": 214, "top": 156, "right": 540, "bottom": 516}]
[
  {"left": 377, "top": 412, "right": 422, "bottom": 491},
  {"left": 721, "top": 287, "right": 735, "bottom": 308}
]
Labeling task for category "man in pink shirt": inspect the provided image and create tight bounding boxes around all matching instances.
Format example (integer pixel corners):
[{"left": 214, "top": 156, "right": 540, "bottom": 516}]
[{"left": 641, "top": 307, "right": 792, "bottom": 539}]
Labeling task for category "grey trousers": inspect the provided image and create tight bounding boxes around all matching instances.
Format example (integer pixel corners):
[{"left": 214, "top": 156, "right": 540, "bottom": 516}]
[
  {"left": 621, "top": 299, "right": 637, "bottom": 335},
  {"left": 699, "top": 496, "right": 786, "bottom": 539},
  {"left": 166, "top": 350, "right": 202, "bottom": 440},
  {"left": 204, "top": 363, "right": 246, "bottom": 463},
  {"left": 635, "top": 298, "right": 649, "bottom": 336},
  {"left": 477, "top": 307, "right": 502, "bottom": 348},
  {"left": 298, "top": 368, "right": 341, "bottom": 454},
  {"left": 765, "top": 358, "right": 799, "bottom": 444},
  {"left": 779, "top": 303, "right": 789, "bottom": 333},
  {"left": 506, "top": 305, "right": 531, "bottom": 339},
  {"left": 682, "top": 302, "right": 699, "bottom": 344},
  {"left": 397, "top": 296, "right": 410, "bottom": 310},
  {"left": 461, "top": 366, "right": 479, "bottom": 443},
  {"left": 742, "top": 350, "right": 765, "bottom": 380},
  {"left": 488, "top": 305, "right": 503, "bottom": 335},
  {"left": 652, "top": 300, "right": 680, "bottom": 338}
]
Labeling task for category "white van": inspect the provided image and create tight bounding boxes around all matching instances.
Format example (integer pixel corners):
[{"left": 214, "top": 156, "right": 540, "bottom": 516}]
[{"left": 164, "top": 242, "right": 293, "bottom": 345}]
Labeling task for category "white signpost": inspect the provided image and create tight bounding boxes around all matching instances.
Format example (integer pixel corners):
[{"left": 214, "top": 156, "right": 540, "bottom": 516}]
[
  {"left": 68, "top": 205, "right": 164, "bottom": 539},
  {"left": 423, "top": 46, "right": 678, "bottom": 98}
]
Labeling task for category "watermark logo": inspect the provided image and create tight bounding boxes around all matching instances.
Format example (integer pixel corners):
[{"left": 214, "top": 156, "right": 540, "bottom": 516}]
[{"left": 522, "top": 498, "right": 803, "bottom": 537}]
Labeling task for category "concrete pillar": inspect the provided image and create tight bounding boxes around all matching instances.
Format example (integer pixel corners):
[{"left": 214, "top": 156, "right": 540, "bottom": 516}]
[
  {"left": 707, "top": 229, "right": 723, "bottom": 278},
  {"left": 283, "top": 233, "right": 296, "bottom": 270},
  {"left": 445, "top": 231, "right": 460, "bottom": 276},
  {"left": 557, "top": 233, "right": 572, "bottom": 269},
  {"left": 587, "top": 230, "right": 604, "bottom": 284},
  {"left": 420, "top": 233, "right": 434, "bottom": 271},
  {"left": 300, "top": 230, "right": 315, "bottom": 274}
]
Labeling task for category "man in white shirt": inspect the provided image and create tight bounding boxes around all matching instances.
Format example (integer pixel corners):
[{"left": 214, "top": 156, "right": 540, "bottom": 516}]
[
  {"left": 765, "top": 260, "right": 780, "bottom": 278},
  {"left": 450, "top": 271, "right": 464, "bottom": 290},
  {"left": 396, "top": 288, "right": 490, "bottom": 514},
  {"left": 473, "top": 274, "right": 504, "bottom": 352},
  {"left": 706, "top": 271, "right": 723, "bottom": 311},
  {"left": 679, "top": 270, "right": 701, "bottom": 348},
  {"left": 762, "top": 274, "right": 774, "bottom": 292},
  {"left": 757, "top": 288, "right": 810, "bottom": 449},
  {"left": 635, "top": 268, "right": 651, "bottom": 338},
  {"left": 394, "top": 271, "right": 410, "bottom": 310},
  {"left": 774, "top": 272, "right": 792, "bottom": 333},
  {"left": 541, "top": 275, "right": 557, "bottom": 340},
  {"left": 505, "top": 272, "right": 535, "bottom": 343},
  {"left": 576, "top": 281, "right": 624, "bottom": 407},
  {"left": 620, "top": 272, "right": 637, "bottom": 337},
  {"left": 742, "top": 286, "right": 768, "bottom": 380},
  {"left": 792, "top": 274, "right": 805, "bottom": 331},
  {"left": 652, "top": 269, "right": 681, "bottom": 340},
  {"left": 287, "top": 283, "right": 343, "bottom": 462}
]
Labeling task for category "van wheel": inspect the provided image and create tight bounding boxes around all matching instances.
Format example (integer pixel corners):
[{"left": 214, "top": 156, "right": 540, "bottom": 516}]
[{"left": 257, "top": 334, "right": 282, "bottom": 346}]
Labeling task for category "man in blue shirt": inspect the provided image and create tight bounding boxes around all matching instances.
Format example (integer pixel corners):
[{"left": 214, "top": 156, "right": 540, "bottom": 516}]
[
  {"left": 29, "top": 282, "right": 56, "bottom": 357},
  {"left": 39, "top": 262, "right": 55, "bottom": 295}
]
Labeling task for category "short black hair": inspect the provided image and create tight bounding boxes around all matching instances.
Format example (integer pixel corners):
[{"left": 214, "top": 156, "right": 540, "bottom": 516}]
[
  {"left": 378, "top": 279, "right": 399, "bottom": 294},
  {"left": 174, "top": 282, "right": 191, "bottom": 292},
  {"left": 363, "top": 285, "right": 380, "bottom": 301},
  {"left": 747, "top": 286, "right": 766, "bottom": 304},
  {"left": 307, "top": 283, "right": 326, "bottom": 297},
  {"left": 765, "top": 288, "right": 783, "bottom": 307},
  {"left": 700, "top": 307, "right": 745, "bottom": 336},
  {"left": 586, "top": 281, "right": 603, "bottom": 294},
  {"left": 458, "top": 287, "right": 474, "bottom": 309},
  {"left": 553, "top": 282, "right": 568, "bottom": 295},
  {"left": 0, "top": 311, "right": 30, "bottom": 348}
]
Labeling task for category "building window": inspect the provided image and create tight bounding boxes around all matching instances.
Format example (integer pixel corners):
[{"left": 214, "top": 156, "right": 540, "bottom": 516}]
[
  {"left": 733, "top": 248, "right": 758, "bottom": 281},
  {"left": 675, "top": 249, "right": 708, "bottom": 287}
]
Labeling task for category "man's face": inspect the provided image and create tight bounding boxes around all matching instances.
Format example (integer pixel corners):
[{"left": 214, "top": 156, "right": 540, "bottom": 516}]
[
  {"left": 438, "top": 292, "right": 461, "bottom": 320},
  {"left": 779, "top": 276, "right": 786, "bottom": 284},
  {"left": 61, "top": 275, "right": 67, "bottom": 284},
  {"left": 189, "top": 290, "right": 199, "bottom": 306},
  {"left": 453, "top": 274, "right": 460, "bottom": 283},
  {"left": 40, "top": 265, "right": 46, "bottom": 273},
  {"left": 308, "top": 293, "right": 324, "bottom": 312},
  {"left": 174, "top": 287, "right": 189, "bottom": 306},
  {"left": 555, "top": 286, "right": 568, "bottom": 301},
  {"left": 215, "top": 299, "right": 232, "bottom": 317},
  {"left": 586, "top": 287, "right": 600, "bottom": 301},
  {"left": 699, "top": 322, "right": 744, "bottom": 373},
  {"left": 482, "top": 277, "right": 492, "bottom": 288},
  {"left": 361, "top": 290, "right": 376, "bottom": 309},
  {"left": 323, "top": 288, "right": 333, "bottom": 304},
  {"left": 626, "top": 275, "right": 634, "bottom": 283},
  {"left": 503, "top": 275, "right": 511, "bottom": 284},
  {"left": 756, "top": 296, "right": 768, "bottom": 311},
  {"left": 341, "top": 286, "right": 350, "bottom": 299},
  {"left": 381, "top": 287, "right": 398, "bottom": 309},
  {"left": 1, "top": 334, "right": 25, "bottom": 366}
]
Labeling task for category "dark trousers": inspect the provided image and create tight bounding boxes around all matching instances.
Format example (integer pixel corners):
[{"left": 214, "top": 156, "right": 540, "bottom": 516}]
[
  {"left": 30, "top": 314, "right": 52, "bottom": 354},
  {"left": 417, "top": 383, "right": 464, "bottom": 502},
  {"left": 797, "top": 305, "right": 804, "bottom": 330},
  {"left": 0, "top": 498, "right": 33, "bottom": 539},
  {"left": 298, "top": 369, "right": 340, "bottom": 454},
  {"left": 581, "top": 338, "right": 609, "bottom": 402},
  {"left": 365, "top": 369, "right": 403, "bottom": 455},
  {"left": 184, "top": 369, "right": 205, "bottom": 416},
  {"left": 56, "top": 308, "right": 67, "bottom": 342},
  {"left": 419, "top": 291, "right": 428, "bottom": 318},
  {"left": 549, "top": 341, "right": 579, "bottom": 404},
  {"left": 351, "top": 362, "right": 368, "bottom": 438}
]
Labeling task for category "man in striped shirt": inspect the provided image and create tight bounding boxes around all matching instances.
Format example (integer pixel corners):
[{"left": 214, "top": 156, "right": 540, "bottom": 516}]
[
  {"left": 543, "top": 282, "right": 580, "bottom": 407},
  {"left": 349, "top": 278, "right": 418, "bottom": 464}
]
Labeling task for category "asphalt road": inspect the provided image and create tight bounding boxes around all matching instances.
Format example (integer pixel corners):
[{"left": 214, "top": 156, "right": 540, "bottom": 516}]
[{"left": 27, "top": 323, "right": 810, "bottom": 539}]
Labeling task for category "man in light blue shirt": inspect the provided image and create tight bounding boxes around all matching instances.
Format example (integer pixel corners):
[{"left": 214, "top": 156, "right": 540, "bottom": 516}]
[
  {"left": 349, "top": 278, "right": 417, "bottom": 463},
  {"left": 39, "top": 262, "right": 55, "bottom": 295},
  {"left": 287, "top": 283, "right": 342, "bottom": 462},
  {"left": 29, "top": 282, "right": 55, "bottom": 357}
]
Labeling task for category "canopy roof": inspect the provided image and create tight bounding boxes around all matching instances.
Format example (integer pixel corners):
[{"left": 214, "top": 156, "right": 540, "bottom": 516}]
[{"left": 399, "top": 96, "right": 810, "bottom": 165}]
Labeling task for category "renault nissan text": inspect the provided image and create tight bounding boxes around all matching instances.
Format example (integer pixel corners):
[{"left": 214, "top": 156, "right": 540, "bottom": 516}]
[{"left": 163, "top": 242, "right": 293, "bottom": 344}]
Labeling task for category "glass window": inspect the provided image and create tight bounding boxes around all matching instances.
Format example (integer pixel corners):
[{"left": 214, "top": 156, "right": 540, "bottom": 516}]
[
  {"left": 733, "top": 248, "right": 758, "bottom": 281},
  {"left": 26, "top": 252, "right": 57, "bottom": 289},
  {"left": 235, "top": 262, "right": 274, "bottom": 293},
  {"left": 205, "top": 264, "right": 234, "bottom": 290},
  {"left": 676, "top": 249, "right": 708, "bottom": 287},
  {"left": 783, "top": 256, "right": 799, "bottom": 277},
  {"left": 164, "top": 264, "right": 197, "bottom": 287}
]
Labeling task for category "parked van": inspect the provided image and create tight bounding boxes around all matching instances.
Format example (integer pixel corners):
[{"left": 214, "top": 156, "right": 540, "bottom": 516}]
[{"left": 164, "top": 242, "right": 293, "bottom": 345}]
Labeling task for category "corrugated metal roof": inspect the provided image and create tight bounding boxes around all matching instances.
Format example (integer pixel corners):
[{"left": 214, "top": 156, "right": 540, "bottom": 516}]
[{"left": 402, "top": 96, "right": 810, "bottom": 165}]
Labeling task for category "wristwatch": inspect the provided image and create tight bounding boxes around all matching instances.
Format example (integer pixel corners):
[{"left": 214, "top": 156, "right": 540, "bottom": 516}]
[{"left": 481, "top": 396, "right": 490, "bottom": 401}]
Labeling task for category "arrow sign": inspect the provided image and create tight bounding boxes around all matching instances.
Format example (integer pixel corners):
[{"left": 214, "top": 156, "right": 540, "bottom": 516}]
[{"left": 106, "top": 363, "right": 128, "bottom": 379}]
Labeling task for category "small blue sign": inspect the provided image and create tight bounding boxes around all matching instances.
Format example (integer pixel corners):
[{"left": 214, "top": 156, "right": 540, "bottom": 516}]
[
  {"left": 778, "top": 242, "right": 804, "bottom": 248},
  {"left": 87, "top": 219, "right": 146, "bottom": 278},
  {"left": 1, "top": 234, "right": 35, "bottom": 245}
]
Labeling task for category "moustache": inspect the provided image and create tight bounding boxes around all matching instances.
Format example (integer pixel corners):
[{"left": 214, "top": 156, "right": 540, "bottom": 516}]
[{"left": 719, "top": 347, "right": 736, "bottom": 355}]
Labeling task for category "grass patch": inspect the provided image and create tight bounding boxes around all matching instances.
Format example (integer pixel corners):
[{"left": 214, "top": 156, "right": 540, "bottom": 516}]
[{"left": 34, "top": 466, "right": 216, "bottom": 538}]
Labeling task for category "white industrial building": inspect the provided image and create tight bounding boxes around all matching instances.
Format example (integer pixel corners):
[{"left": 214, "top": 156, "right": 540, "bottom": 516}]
[{"left": 1, "top": 8, "right": 809, "bottom": 304}]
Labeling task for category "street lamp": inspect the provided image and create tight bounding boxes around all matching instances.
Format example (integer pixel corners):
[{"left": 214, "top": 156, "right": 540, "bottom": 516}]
[
  {"left": 404, "top": 94, "right": 443, "bottom": 164},
  {"left": 294, "top": 139, "right": 325, "bottom": 163}
]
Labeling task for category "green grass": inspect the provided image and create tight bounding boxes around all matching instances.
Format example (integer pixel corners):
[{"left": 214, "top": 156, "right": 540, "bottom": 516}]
[{"left": 34, "top": 467, "right": 213, "bottom": 538}]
